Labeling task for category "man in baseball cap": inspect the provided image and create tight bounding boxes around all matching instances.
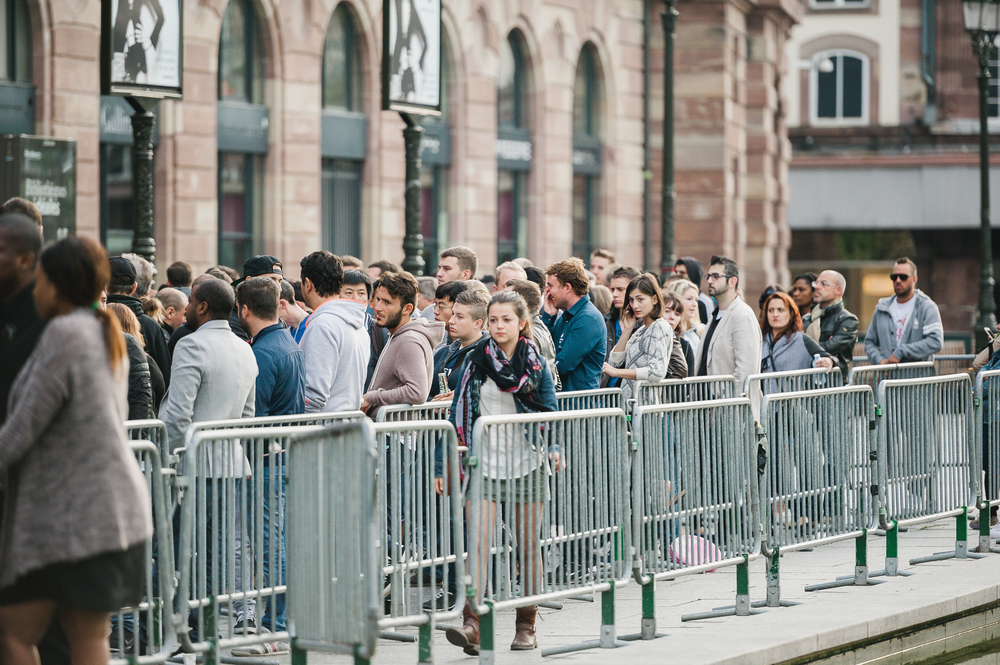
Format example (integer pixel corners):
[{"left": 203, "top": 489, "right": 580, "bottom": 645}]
[{"left": 234, "top": 255, "right": 283, "bottom": 286}]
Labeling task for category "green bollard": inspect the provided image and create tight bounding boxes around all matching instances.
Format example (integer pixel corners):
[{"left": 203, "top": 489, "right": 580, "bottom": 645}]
[
  {"left": 600, "top": 581, "right": 616, "bottom": 648},
  {"left": 736, "top": 557, "right": 750, "bottom": 616},
  {"left": 980, "top": 504, "right": 992, "bottom": 553},
  {"left": 353, "top": 644, "right": 370, "bottom": 665},
  {"left": 204, "top": 597, "right": 218, "bottom": 665},
  {"left": 765, "top": 548, "right": 780, "bottom": 607},
  {"left": 956, "top": 508, "right": 969, "bottom": 559},
  {"left": 479, "top": 604, "right": 495, "bottom": 665},
  {"left": 640, "top": 579, "right": 656, "bottom": 640},
  {"left": 855, "top": 530, "right": 869, "bottom": 585},
  {"left": 291, "top": 640, "right": 307, "bottom": 665},
  {"left": 418, "top": 621, "right": 433, "bottom": 663},
  {"left": 885, "top": 520, "right": 899, "bottom": 576}
]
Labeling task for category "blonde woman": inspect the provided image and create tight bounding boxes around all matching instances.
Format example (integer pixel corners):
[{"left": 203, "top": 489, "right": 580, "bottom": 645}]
[{"left": 666, "top": 278, "right": 706, "bottom": 359}]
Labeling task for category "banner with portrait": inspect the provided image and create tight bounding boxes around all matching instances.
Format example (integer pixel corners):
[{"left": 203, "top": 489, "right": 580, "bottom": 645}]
[
  {"left": 102, "top": 0, "right": 183, "bottom": 98},
  {"left": 382, "top": 0, "right": 441, "bottom": 115}
]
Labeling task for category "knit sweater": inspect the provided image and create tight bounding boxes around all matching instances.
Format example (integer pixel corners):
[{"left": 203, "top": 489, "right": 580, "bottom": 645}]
[
  {"left": 0, "top": 309, "right": 152, "bottom": 586},
  {"left": 607, "top": 318, "right": 673, "bottom": 405}
]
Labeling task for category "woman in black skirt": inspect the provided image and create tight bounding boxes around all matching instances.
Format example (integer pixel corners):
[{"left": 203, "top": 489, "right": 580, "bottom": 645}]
[{"left": 0, "top": 237, "right": 152, "bottom": 665}]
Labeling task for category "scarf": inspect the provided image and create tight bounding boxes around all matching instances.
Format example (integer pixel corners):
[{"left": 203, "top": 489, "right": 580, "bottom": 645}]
[
  {"left": 453, "top": 335, "right": 550, "bottom": 448},
  {"left": 805, "top": 298, "right": 841, "bottom": 343}
]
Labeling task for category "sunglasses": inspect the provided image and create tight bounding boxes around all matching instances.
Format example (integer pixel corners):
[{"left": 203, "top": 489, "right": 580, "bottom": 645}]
[{"left": 889, "top": 273, "right": 911, "bottom": 282}]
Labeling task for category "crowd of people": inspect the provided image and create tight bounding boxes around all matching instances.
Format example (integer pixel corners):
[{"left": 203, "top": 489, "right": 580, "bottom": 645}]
[{"left": 0, "top": 191, "right": 957, "bottom": 662}]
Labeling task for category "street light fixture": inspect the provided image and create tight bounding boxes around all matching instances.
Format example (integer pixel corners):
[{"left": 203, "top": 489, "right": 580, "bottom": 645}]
[{"left": 965, "top": 0, "right": 1000, "bottom": 349}]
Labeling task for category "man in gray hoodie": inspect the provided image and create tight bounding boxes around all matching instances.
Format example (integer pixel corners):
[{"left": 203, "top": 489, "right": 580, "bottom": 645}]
[
  {"left": 865, "top": 257, "right": 943, "bottom": 364},
  {"left": 361, "top": 270, "right": 445, "bottom": 419},
  {"left": 299, "top": 251, "right": 371, "bottom": 413}
]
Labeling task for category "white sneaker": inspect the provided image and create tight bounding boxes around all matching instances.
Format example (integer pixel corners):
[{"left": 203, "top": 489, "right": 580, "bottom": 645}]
[{"left": 231, "top": 641, "right": 289, "bottom": 657}]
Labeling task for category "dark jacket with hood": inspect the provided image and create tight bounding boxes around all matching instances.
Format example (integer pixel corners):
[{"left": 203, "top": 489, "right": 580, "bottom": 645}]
[
  {"left": 107, "top": 292, "right": 171, "bottom": 388},
  {"left": 363, "top": 317, "right": 445, "bottom": 419}
]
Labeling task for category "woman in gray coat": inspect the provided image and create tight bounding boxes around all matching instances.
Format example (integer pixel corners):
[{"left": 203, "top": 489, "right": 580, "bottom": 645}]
[{"left": 0, "top": 237, "right": 152, "bottom": 665}]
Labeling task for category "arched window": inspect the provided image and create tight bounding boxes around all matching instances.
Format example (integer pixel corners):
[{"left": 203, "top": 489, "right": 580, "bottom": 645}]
[
  {"left": 218, "top": 0, "right": 268, "bottom": 268},
  {"left": 497, "top": 31, "right": 531, "bottom": 264},
  {"left": 810, "top": 49, "right": 869, "bottom": 125},
  {"left": 420, "top": 33, "right": 453, "bottom": 266},
  {"left": 321, "top": 3, "right": 366, "bottom": 257},
  {"left": 572, "top": 44, "right": 602, "bottom": 260}
]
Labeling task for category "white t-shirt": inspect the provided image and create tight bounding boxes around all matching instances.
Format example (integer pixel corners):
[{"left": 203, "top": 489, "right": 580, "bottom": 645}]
[{"left": 888, "top": 296, "right": 916, "bottom": 350}]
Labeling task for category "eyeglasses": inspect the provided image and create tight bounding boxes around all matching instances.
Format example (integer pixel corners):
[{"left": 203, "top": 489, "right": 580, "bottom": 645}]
[
  {"left": 889, "top": 273, "right": 910, "bottom": 282},
  {"left": 705, "top": 273, "right": 731, "bottom": 282},
  {"left": 433, "top": 302, "right": 453, "bottom": 311},
  {"left": 811, "top": 280, "right": 835, "bottom": 288}
]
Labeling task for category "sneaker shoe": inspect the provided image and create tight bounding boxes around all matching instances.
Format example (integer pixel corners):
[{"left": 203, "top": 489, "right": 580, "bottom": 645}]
[
  {"left": 422, "top": 588, "right": 459, "bottom": 612},
  {"left": 233, "top": 616, "right": 257, "bottom": 635},
  {"left": 231, "top": 641, "right": 289, "bottom": 656},
  {"left": 109, "top": 624, "right": 135, "bottom": 656}
]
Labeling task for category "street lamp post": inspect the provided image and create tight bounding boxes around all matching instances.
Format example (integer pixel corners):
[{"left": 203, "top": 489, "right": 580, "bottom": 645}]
[{"left": 965, "top": 0, "right": 1000, "bottom": 350}]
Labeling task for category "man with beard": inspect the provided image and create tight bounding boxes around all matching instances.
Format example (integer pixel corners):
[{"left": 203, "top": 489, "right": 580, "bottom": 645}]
[
  {"left": 695, "top": 255, "right": 761, "bottom": 390},
  {"left": 361, "top": 271, "right": 445, "bottom": 420},
  {"left": 865, "top": 257, "right": 943, "bottom": 364}
]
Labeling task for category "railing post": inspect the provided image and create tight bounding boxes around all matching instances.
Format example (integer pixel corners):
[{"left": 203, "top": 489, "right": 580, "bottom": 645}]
[
  {"left": 956, "top": 508, "right": 969, "bottom": 559},
  {"left": 291, "top": 640, "right": 307, "bottom": 665},
  {"left": 479, "top": 603, "right": 495, "bottom": 665},
  {"left": 600, "top": 582, "right": 617, "bottom": 648},
  {"left": 418, "top": 619, "right": 433, "bottom": 662},
  {"left": 855, "top": 530, "right": 869, "bottom": 585},
  {"left": 765, "top": 548, "right": 781, "bottom": 607},
  {"left": 735, "top": 557, "right": 750, "bottom": 616},
  {"left": 886, "top": 520, "right": 899, "bottom": 576},
  {"left": 640, "top": 579, "right": 656, "bottom": 640}
]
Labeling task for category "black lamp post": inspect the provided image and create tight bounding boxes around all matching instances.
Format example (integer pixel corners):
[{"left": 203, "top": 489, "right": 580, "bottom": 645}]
[{"left": 965, "top": 0, "right": 1000, "bottom": 349}]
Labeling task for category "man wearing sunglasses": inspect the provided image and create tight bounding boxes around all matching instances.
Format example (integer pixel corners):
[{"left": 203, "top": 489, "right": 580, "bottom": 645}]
[{"left": 864, "top": 257, "right": 943, "bottom": 365}]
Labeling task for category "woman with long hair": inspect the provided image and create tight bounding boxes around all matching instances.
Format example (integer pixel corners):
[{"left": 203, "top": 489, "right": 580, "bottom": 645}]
[
  {"left": 446, "top": 291, "right": 557, "bottom": 655},
  {"left": 662, "top": 294, "right": 690, "bottom": 379},
  {"left": 107, "top": 302, "right": 155, "bottom": 421},
  {"left": 665, "top": 278, "right": 705, "bottom": 360},
  {"left": 601, "top": 273, "right": 674, "bottom": 404},
  {"left": 760, "top": 291, "right": 834, "bottom": 373},
  {"left": 0, "top": 237, "right": 152, "bottom": 665}
]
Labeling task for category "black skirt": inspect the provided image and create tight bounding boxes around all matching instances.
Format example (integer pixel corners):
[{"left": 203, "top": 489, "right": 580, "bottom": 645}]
[{"left": 0, "top": 541, "right": 147, "bottom": 612}]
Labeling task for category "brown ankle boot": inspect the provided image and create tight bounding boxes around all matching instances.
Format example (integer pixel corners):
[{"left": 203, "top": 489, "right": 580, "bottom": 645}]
[
  {"left": 511, "top": 605, "right": 537, "bottom": 650},
  {"left": 446, "top": 604, "right": 480, "bottom": 656}
]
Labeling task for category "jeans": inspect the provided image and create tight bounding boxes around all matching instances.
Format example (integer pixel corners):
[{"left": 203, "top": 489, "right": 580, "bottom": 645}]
[{"left": 256, "top": 468, "right": 286, "bottom": 631}]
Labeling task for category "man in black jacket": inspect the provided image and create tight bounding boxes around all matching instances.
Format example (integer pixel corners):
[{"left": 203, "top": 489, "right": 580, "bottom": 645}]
[
  {"left": 108, "top": 256, "right": 172, "bottom": 388},
  {"left": 803, "top": 270, "right": 859, "bottom": 379}
]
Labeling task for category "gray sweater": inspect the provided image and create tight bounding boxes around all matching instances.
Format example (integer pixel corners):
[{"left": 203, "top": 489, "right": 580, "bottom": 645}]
[{"left": 0, "top": 309, "right": 152, "bottom": 586}]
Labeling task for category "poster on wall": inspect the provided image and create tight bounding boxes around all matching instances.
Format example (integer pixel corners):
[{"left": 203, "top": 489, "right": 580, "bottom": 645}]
[
  {"left": 101, "top": 0, "right": 183, "bottom": 98},
  {"left": 382, "top": 0, "right": 441, "bottom": 115}
]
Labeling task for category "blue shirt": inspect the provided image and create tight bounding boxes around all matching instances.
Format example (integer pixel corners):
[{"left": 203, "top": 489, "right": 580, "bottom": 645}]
[
  {"left": 250, "top": 323, "right": 305, "bottom": 417},
  {"left": 541, "top": 294, "right": 606, "bottom": 392}
]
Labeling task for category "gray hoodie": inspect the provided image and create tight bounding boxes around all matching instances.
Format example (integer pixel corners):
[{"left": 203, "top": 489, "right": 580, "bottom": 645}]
[
  {"left": 364, "top": 316, "right": 445, "bottom": 419},
  {"left": 300, "top": 298, "right": 372, "bottom": 413},
  {"left": 864, "top": 289, "right": 943, "bottom": 363}
]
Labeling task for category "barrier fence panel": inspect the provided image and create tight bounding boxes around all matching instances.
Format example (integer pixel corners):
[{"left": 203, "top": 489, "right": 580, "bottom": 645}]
[
  {"left": 974, "top": 369, "right": 1000, "bottom": 552},
  {"left": 126, "top": 419, "right": 170, "bottom": 466},
  {"left": 556, "top": 388, "right": 623, "bottom": 412},
  {"left": 176, "top": 424, "right": 328, "bottom": 657},
  {"left": 466, "top": 408, "right": 631, "bottom": 658},
  {"left": 629, "top": 398, "right": 760, "bottom": 630},
  {"left": 935, "top": 355, "right": 977, "bottom": 377},
  {"left": 847, "top": 362, "right": 935, "bottom": 390},
  {"left": 375, "top": 402, "right": 452, "bottom": 423},
  {"left": 373, "top": 420, "right": 466, "bottom": 641},
  {"left": 874, "top": 374, "right": 982, "bottom": 566},
  {"left": 287, "top": 421, "right": 381, "bottom": 663},
  {"left": 852, "top": 356, "right": 872, "bottom": 368},
  {"left": 635, "top": 376, "right": 738, "bottom": 409},
  {"left": 110, "top": 441, "right": 176, "bottom": 665},
  {"left": 758, "top": 386, "right": 878, "bottom": 598},
  {"left": 743, "top": 367, "right": 844, "bottom": 400}
]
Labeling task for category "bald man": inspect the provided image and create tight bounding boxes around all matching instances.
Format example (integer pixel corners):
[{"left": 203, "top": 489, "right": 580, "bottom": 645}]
[{"left": 803, "top": 270, "right": 859, "bottom": 379}]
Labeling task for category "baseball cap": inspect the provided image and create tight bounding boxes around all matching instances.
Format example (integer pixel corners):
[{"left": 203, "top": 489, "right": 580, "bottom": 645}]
[
  {"left": 109, "top": 256, "right": 137, "bottom": 286},
  {"left": 234, "top": 255, "right": 283, "bottom": 285}
]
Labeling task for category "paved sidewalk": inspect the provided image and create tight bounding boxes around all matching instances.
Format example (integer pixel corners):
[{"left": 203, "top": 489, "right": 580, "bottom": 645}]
[{"left": 256, "top": 519, "right": 1000, "bottom": 664}]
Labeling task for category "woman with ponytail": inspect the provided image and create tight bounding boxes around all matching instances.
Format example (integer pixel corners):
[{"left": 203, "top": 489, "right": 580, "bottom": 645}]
[{"left": 0, "top": 237, "right": 152, "bottom": 665}]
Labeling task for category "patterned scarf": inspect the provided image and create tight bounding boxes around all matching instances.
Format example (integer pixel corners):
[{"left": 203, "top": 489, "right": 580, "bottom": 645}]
[{"left": 453, "top": 335, "right": 550, "bottom": 448}]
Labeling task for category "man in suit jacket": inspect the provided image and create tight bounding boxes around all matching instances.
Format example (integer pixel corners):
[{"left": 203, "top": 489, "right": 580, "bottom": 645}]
[
  {"left": 158, "top": 278, "right": 259, "bottom": 633},
  {"left": 696, "top": 255, "right": 762, "bottom": 397}
]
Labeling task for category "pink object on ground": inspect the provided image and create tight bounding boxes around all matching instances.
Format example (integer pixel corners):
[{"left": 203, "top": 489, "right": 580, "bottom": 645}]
[{"left": 670, "top": 535, "right": 724, "bottom": 571}]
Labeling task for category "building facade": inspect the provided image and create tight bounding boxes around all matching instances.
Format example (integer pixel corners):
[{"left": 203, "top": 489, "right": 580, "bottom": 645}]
[{"left": 1, "top": 0, "right": 803, "bottom": 294}]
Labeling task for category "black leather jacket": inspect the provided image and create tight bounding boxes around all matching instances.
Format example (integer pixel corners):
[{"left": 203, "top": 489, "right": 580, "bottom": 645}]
[
  {"left": 124, "top": 333, "right": 154, "bottom": 421},
  {"left": 803, "top": 300, "right": 859, "bottom": 379}
]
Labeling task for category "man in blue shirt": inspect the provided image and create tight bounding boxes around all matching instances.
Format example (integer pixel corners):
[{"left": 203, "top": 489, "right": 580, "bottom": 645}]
[
  {"left": 234, "top": 276, "right": 304, "bottom": 651},
  {"left": 541, "top": 257, "right": 606, "bottom": 392}
]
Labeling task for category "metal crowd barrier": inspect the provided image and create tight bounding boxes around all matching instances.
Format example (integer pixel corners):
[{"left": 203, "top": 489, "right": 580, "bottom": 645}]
[
  {"left": 629, "top": 398, "right": 761, "bottom": 634},
  {"left": 743, "top": 367, "right": 844, "bottom": 401},
  {"left": 635, "top": 375, "right": 738, "bottom": 408},
  {"left": 873, "top": 374, "right": 984, "bottom": 568},
  {"left": 847, "top": 361, "right": 935, "bottom": 389},
  {"left": 758, "top": 386, "right": 879, "bottom": 600},
  {"left": 125, "top": 419, "right": 170, "bottom": 466},
  {"left": 373, "top": 420, "right": 465, "bottom": 658},
  {"left": 172, "top": 412, "right": 363, "bottom": 657},
  {"left": 973, "top": 369, "right": 1000, "bottom": 553},
  {"left": 287, "top": 421, "right": 381, "bottom": 663},
  {"left": 556, "top": 388, "right": 623, "bottom": 412},
  {"left": 375, "top": 401, "right": 452, "bottom": 423},
  {"left": 466, "top": 408, "right": 631, "bottom": 658},
  {"left": 852, "top": 355, "right": 872, "bottom": 368},
  {"left": 935, "top": 354, "right": 977, "bottom": 377},
  {"left": 110, "top": 441, "right": 177, "bottom": 665}
]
